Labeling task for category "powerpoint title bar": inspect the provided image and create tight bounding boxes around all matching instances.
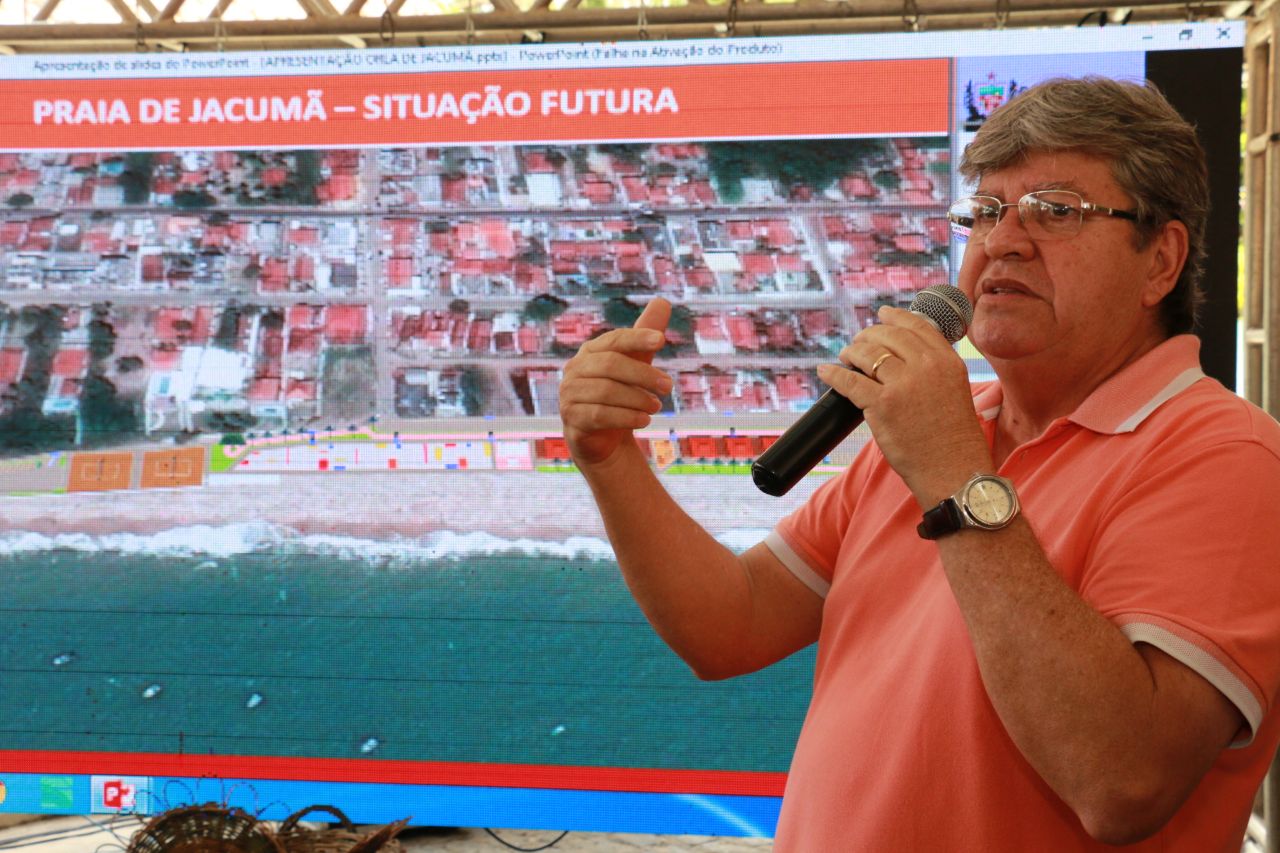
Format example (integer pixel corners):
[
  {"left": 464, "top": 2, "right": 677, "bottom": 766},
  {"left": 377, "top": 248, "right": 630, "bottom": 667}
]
[{"left": 1, "top": 60, "right": 948, "bottom": 150}]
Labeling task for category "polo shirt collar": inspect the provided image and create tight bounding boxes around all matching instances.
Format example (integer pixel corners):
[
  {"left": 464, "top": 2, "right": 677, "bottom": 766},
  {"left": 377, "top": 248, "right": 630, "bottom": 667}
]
[{"left": 970, "top": 334, "right": 1207, "bottom": 435}]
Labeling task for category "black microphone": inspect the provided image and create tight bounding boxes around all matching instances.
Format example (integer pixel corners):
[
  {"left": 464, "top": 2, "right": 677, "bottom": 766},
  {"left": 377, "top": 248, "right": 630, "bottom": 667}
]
[{"left": 750, "top": 285, "right": 973, "bottom": 497}]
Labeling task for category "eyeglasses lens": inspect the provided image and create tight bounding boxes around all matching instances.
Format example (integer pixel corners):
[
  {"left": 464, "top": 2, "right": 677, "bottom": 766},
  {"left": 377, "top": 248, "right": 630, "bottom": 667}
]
[{"left": 948, "top": 191, "right": 1085, "bottom": 242}]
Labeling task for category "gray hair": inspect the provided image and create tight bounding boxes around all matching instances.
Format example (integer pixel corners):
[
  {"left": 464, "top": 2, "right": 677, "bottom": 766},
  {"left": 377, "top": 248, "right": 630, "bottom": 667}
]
[{"left": 959, "top": 76, "right": 1209, "bottom": 335}]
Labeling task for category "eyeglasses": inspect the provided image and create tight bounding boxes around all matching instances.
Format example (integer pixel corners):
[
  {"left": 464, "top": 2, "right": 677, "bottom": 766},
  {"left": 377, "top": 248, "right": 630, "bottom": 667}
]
[{"left": 947, "top": 190, "right": 1140, "bottom": 243}]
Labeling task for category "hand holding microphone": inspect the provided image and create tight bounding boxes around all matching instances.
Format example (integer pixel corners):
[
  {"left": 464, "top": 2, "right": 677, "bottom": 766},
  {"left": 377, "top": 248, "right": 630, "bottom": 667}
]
[{"left": 751, "top": 285, "right": 974, "bottom": 496}]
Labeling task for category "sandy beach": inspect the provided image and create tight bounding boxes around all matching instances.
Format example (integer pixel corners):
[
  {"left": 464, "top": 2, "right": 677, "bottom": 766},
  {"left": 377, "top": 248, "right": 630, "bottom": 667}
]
[{"left": 0, "top": 470, "right": 823, "bottom": 543}]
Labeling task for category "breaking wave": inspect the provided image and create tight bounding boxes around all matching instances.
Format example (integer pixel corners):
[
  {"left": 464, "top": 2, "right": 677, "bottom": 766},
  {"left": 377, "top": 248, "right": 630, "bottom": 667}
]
[{"left": 0, "top": 523, "right": 771, "bottom": 563}]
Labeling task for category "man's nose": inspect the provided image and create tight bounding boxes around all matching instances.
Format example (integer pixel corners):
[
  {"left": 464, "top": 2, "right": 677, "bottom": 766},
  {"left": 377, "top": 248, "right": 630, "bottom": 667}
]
[{"left": 984, "top": 202, "right": 1035, "bottom": 257}]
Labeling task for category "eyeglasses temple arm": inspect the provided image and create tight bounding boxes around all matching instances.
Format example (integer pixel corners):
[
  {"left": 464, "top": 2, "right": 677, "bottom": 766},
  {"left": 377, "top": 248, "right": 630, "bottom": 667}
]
[{"left": 1080, "top": 201, "right": 1140, "bottom": 221}]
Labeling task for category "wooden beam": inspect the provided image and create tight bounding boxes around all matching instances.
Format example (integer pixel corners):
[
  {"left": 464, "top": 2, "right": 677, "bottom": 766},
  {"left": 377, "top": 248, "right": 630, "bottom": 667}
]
[
  {"left": 32, "top": 0, "right": 63, "bottom": 23},
  {"left": 342, "top": 0, "right": 368, "bottom": 14},
  {"left": 296, "top": 0, "right": 340, "bottom": 17},
  {"left": 157, "top": 0, "right": 185, "bottom": 20},
  {"left": 105, "top": 0, "right": 139, "bottom": 22},
  {"left": 0, "top": 1, "right": 1247, "bottom": 47}
]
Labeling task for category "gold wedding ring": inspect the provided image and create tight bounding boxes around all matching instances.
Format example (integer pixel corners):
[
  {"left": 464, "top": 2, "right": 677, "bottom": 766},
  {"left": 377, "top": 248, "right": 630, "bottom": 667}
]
[{"left": 869, "top": 352, "right": 895, "bottom": 381}]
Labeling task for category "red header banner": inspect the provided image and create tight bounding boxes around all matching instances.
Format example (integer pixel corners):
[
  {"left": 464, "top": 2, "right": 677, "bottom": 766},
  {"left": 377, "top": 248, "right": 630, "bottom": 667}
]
[{"left": 1, "top": 59, "right": 949, "bottom": 150}]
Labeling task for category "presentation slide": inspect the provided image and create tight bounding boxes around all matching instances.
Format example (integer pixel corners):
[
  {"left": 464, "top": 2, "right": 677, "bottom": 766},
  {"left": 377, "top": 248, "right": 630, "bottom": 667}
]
[{"left": 0, "top": 21, "right": 1243, "bottom": 835}]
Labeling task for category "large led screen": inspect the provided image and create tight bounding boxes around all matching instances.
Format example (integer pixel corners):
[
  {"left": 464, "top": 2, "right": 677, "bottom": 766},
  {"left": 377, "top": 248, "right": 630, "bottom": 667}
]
[{"left": 0, "top": 22, "right": 1243, "bottom": 835}]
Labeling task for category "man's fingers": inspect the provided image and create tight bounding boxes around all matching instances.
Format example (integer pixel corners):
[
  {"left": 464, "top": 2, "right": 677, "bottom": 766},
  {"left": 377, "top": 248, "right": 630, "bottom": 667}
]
[
  {"left": 628, "top": 298, "right": 672, "bottom": 367},
  {"left": 561, "top": 376, "right": 664, "bottom": 416},
  {"left": 565, "top": 405, "right": 654, "bottom": 435},
  {"left": 565, "top": 401, "right": 654, "bottom": 431},
  {"left": 817, "top": 363, "right": 869, "bottom": 401},
  {"left": 617, "top": 298, "right": 672, "bottom": 367},
  {"left": 562, "top": 392, "right": 661, "bottom": 436},
  {"left": 635, "top": 297, "right": 673, "bottom": 334},
  {"left": 567, "top": 351, "right": 672, "bottom": 397},
  {"left": 578, "top": 325, "right": 666, "bottom": 359},
  {"left": 558, "top": 298, "right": 673, "bottom": 467},
  {"left": 575, "top": 299, "right": 672, "bottom": 364}
]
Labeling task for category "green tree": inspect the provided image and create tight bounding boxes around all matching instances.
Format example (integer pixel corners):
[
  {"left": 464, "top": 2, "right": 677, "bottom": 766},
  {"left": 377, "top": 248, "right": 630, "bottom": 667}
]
[
  {"left": 213, "top": 304, "right": 243, "bottom": 350},
  {"left": 522, "top": 294, "right": 570, "bottom": 323},
  {"left": 598, "top": 143, "right": 647, "bottom": 166},
  {"left": 0, "top": 409, "right": 75, "bottom": 454},
  {"left": 6, "top": 193, "right": 34, "bottom": 208},
  {"left": 87, "top": 311, "right": 117, "bottom": 362},
  {"left": 0, "top": 306, "right": 74, "bottom": 456},
  {"left": 872, "top": 170, "right": 902, "bottom": 191},
  {"left": 80, "top": 373, "right": 138, "bottom": 445},
  {"left": 668, "top": 303, "right": 695, "bottom": 336},
  {"left": 706, "top": 145, "right": 750, "bottom": 204},
  {"left": 603, "top": 297, "right": 643, "bottom": 329},
  {"left": 874, "top": 249, "right": 939, "bottom": 267},
  {"left": 173, "top": 189, "right": 216, "bottom": 209},
  {"left": 14, "top": 305, "right": 65, "bottom": 408},
  {"left": 208, "top": 411, "right": 258, "bottom": 432},
  {"left": 459, "top": 368, "right": 489, "bottom": 416},
  {"left": 117, "top": 152, "right": 154, "bottom": 204},
  {"left": 708, "top": 139, "right": 888, "bottom": 201},
  {"left": 290, "top": 150, "right": 321, "bottom": 205}
]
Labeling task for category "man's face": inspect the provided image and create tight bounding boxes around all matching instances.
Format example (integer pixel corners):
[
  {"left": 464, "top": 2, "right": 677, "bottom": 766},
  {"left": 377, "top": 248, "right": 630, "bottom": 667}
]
[{"left": 956, "top": 149, "right": 1172, "bottom": 374}]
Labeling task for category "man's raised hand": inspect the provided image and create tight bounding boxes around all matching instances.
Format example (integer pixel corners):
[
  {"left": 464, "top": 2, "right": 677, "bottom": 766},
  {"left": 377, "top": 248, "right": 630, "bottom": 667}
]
[{"left": 559, "top": 298, "right": 674, "bottom": 468}]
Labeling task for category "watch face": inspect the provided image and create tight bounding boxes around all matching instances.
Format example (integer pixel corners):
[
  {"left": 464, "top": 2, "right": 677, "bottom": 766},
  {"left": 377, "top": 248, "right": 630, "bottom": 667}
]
[{"left": 965, "top": 477, "right": 1015, "bottom": 527}]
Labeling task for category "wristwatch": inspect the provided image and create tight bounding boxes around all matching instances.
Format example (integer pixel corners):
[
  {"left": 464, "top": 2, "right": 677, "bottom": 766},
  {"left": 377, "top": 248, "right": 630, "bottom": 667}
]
[{"left": 917, "top": 473, "right": 1020, "bottom": 540}]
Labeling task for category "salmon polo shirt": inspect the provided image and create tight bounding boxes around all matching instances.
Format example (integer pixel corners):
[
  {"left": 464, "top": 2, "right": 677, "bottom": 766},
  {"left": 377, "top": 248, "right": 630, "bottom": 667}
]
[{"left": 764, "top": 335, "right": 1280, "bottom": 852}]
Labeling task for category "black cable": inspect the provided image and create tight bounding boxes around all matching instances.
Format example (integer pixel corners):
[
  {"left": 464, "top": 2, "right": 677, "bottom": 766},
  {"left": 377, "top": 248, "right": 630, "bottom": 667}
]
[
  {"left": 0, "top": 815, "right": 143, "bottom": 850},
  {"left": 483, "top": 828, "right": 570, "bottom": 851}
]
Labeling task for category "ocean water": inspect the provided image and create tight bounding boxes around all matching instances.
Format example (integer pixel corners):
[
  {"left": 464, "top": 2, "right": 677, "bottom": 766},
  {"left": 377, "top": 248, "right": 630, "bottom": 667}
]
[{"left": 0, "top": 525, "right": 815, "bottom": 772}]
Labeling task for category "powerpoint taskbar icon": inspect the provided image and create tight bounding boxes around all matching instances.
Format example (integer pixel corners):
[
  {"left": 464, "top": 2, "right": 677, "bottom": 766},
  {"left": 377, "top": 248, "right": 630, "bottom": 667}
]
[{"left": 91, "top": 776, "right": 153, "bottom": 815}]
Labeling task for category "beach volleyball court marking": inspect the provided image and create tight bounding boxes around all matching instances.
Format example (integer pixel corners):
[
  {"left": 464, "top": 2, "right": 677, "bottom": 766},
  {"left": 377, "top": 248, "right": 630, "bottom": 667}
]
[
  {"left": 140, "top": 447, "right": 206, "bottom": 489},
  {"left": 67, "top": 451, "right": 133, "bottom": 492}
]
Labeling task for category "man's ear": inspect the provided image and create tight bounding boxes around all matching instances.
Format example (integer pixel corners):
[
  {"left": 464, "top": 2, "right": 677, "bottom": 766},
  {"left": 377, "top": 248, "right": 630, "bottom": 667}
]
[{"left": 1141, "top": 219, "right": 1189, "bottom": 309}]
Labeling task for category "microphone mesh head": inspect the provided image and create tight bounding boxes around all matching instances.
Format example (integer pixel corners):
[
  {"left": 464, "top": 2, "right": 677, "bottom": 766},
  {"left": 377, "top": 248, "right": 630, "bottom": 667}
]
[{"left": 909, "top": 285, "right": 973, "bottom": 344}]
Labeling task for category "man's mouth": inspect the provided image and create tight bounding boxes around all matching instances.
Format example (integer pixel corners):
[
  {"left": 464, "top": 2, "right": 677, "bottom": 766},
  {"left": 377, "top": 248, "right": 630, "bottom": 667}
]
[{"left": 981, "top": 279, "right": 1032, "bottom": 297}]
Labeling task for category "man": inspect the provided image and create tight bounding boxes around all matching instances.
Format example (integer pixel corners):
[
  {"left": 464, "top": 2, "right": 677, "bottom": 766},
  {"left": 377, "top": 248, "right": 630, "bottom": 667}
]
[{"left": 558, "top": 76, "right": 1280, "bottom": 850}]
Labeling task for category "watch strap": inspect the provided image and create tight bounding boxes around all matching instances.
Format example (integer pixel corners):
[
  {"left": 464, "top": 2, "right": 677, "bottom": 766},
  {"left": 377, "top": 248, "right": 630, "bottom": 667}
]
[{"left": 916, "top": 497, "right": 965, "bottom": 540}]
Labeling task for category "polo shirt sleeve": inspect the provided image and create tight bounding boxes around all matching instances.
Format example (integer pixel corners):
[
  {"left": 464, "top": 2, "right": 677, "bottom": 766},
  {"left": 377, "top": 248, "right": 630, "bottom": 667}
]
[
  {"left": 1080, "top": 436, "right": 1280, "bottom": 745},
  {"left": 764, "top": 442, "right": 879, "bottom": 599}
]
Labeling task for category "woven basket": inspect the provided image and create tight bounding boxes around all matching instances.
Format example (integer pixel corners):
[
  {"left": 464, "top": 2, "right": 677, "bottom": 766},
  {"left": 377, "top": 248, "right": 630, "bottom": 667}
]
[
  {"left": 272, "top": 805, "right": 408, "bottom": 853},
  {"left": 127, "top": 804, "right": 286, "bottom": 853}
]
